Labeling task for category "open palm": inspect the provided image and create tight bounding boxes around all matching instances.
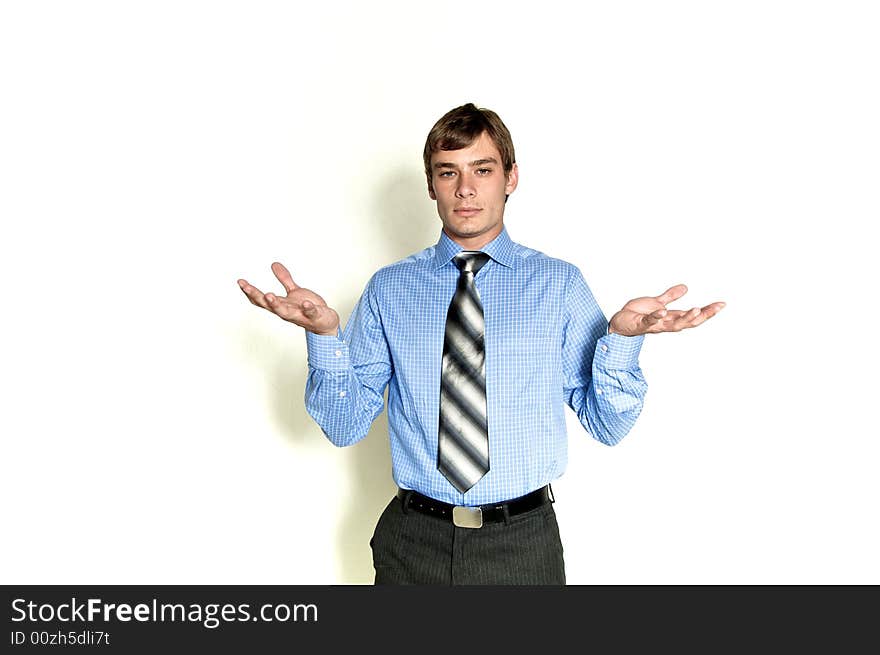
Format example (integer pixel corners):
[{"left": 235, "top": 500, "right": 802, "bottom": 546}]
[
  {"left": 609, "top": 284, "right": 726, "bottom": 336},
  {"left": 238, "top": 262, "right": 340, "bottom": 336}
]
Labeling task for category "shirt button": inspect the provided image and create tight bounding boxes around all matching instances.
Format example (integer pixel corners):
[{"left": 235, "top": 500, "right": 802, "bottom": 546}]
[
  {"left": 601, "top": 345, "right": 608, "bottom": 352},
  {"left": 597, "top": 389, "right": 603, "bottom": 395},
  {"left": 339, "top": 391, "right": 346, "bottom": 398},
  {"left": 335, "top": 350, "right": 342, "bottom": 357}
]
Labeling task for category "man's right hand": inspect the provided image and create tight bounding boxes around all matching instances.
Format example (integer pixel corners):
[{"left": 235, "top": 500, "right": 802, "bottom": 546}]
[{"left": 238, "top": 262, "right": 340, "bottom": 336}]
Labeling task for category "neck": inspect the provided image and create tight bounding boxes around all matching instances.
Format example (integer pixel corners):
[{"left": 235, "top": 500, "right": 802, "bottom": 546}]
[{"left": 444, "top": 225, "right": 503, "bottom": 251}]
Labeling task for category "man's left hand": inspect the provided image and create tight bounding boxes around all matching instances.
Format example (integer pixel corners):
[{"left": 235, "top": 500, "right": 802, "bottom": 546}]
[{"left": 608, "top": 284, "right": 726, "bottom": 336}]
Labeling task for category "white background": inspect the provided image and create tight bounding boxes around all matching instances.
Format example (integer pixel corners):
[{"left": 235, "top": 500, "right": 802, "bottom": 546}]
[{"left": 1, "top": 1, "right": 877, "bottom": 585}]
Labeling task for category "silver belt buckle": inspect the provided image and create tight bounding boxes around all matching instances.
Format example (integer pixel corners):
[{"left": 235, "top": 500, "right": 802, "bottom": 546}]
[{"left": 452, "top": 505, "right": 483, "bottom": 529}]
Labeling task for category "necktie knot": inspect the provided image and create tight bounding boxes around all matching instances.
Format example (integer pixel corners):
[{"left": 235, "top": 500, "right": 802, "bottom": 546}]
[{"left": 453, "top": 251, "right": 490, "bottom": 276}]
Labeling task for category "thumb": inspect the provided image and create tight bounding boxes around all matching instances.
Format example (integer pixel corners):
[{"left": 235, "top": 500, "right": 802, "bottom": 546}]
[{"left": 657, "top": 284, "right": 688, "bottom": 304}]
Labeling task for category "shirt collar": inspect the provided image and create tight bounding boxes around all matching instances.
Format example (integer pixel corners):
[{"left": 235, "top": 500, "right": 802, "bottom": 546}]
[{"left": 432, "top": 226, "right": 517, "bottom": 270}]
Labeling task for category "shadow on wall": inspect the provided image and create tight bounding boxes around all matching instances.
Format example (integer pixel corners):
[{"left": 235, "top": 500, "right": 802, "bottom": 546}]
[
  {"left": 334, "top": 165, "right": 438, "bottom": 583},
  {"left": 253, "top": 165, "right": 438, "bottom": 583}
]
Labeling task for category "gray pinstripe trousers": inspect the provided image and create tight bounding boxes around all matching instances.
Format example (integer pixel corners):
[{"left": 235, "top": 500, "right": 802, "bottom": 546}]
[{"left": 369, "top": 493, "right": 566, "bottom": 585}]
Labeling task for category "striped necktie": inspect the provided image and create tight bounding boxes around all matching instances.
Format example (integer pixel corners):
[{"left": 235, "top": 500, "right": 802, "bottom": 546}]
[{"left": 438, "top": 251, "right": 491, "bottom": 493}]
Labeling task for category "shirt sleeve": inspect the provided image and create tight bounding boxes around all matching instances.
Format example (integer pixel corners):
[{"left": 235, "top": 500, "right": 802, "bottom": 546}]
[
  {"left": 304, "top": 275, "right": 392, "bottom": 446},
  {"left": 562, "top": 267, "right": 648, "bottom": 445}
]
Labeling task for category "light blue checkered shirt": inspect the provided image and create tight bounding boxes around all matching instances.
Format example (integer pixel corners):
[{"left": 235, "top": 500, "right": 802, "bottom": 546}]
[{"left": 305, "top": 227, "right": 647, "bottom": 506}]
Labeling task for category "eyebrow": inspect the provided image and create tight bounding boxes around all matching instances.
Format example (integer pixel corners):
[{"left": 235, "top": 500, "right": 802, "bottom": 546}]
[{"left": 433, "top": 157, "right": 499, "bottom": 170}]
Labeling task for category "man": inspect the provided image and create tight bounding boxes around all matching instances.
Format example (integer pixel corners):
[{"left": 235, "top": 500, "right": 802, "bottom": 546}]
[{"left": 238, "top": 103, "right": 726, "bottom": 584}]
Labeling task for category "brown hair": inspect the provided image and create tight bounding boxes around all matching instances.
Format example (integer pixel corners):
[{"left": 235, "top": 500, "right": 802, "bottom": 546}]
[{"left": 423, "top": 103, "right": 516, "bottom": 194}]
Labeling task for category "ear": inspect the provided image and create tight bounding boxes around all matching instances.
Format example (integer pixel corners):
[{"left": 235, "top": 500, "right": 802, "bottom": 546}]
[
  {"left": 505, "top": 162, "right": 519, "bottom": 195},
  {"left": 427, "top": 174, "right": 436, "bottom": 200}
]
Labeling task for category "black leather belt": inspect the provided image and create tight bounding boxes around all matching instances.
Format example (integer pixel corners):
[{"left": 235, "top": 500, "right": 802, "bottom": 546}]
[{"left": 397, "top": 486, "right": 553, "bottom": 528}]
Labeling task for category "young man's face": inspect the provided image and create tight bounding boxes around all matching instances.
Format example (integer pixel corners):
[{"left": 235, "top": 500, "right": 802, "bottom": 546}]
[{"left": 428, "top": 131, "right": 518, "bottom": 249}]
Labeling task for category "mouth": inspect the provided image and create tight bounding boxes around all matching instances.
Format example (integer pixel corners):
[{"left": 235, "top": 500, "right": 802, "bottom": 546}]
[{"left": 454, "top": 207, "right": 482, "bottom": 217}]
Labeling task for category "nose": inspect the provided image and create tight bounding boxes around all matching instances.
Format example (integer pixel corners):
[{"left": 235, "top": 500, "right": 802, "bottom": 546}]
[{"left": 455, "top": 172, "right": 476, "bottom": 199}]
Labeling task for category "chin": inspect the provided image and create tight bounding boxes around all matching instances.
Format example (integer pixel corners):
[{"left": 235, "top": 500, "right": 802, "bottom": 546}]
[{"left": 449, "top": 227, "right": 482, "bottom": 239}]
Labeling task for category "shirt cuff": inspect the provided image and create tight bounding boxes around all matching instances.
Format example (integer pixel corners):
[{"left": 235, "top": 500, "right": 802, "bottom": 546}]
[
  {"left": 595, "top": 332, "right": 645, "bottom": 369},
  {"left": 305, "top": 330, "right": 350, "bottom": 371}
]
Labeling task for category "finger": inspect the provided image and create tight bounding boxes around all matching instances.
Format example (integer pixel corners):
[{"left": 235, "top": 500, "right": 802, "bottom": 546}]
[
  {"left": 688, "top": 302, "right": 726, "bottom": 327},
  {"left": 651, "top": 307, "right": 699, "bottom": 333},
  {"left": 265, "top": 293, "right": 302, "bottom": 322},
  {"left": 656, "top": 284, "right": 688, "bottom": 305},
  {"left": 271, "top": 262, "right": 299, "bottom": 294},
  {"left": 679, "top": 306, "right": 701, "bottom": 322},
  {"left": 265, "top": 293, "right": 324, "bottom": 327},
  {"left": 238, "top": 280, "right": 270, "bottom": 310},
  {"left": 674, "top": 307, "right": 703, "bottom": 330},
  {"left": 641, "top": 308, "right": 667, "bottom": 327},
  {"left": 657, "top": 309, "right": 689, "bottom": 321}
]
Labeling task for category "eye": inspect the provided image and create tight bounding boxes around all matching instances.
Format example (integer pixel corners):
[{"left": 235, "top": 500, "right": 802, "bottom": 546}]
[
  {"left": 438, "top": 171, "right": 455, "bottom": 178},
  {"left": 476, "top": 168, "right": 493, "bottom": 175}
]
